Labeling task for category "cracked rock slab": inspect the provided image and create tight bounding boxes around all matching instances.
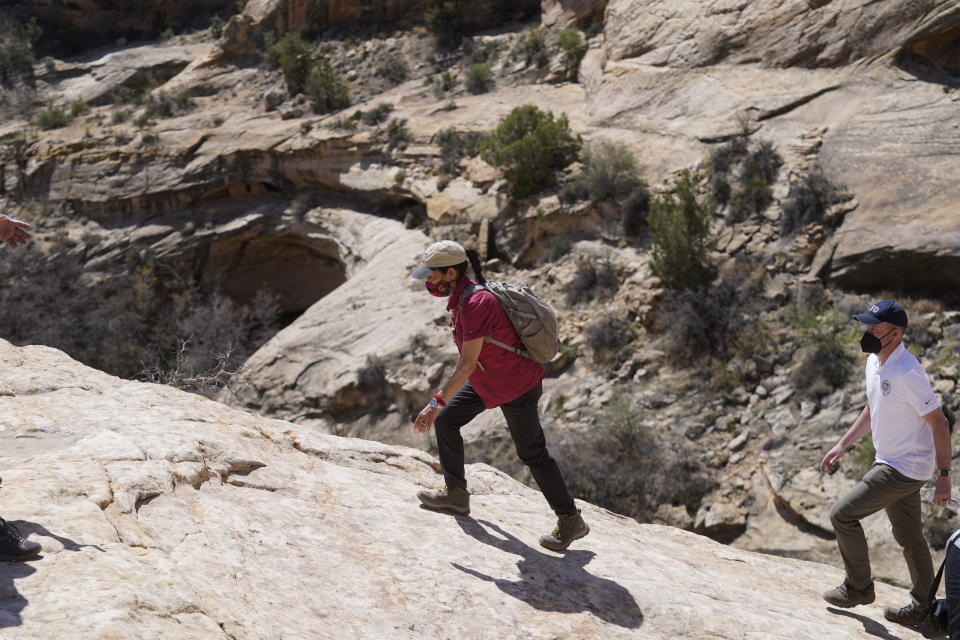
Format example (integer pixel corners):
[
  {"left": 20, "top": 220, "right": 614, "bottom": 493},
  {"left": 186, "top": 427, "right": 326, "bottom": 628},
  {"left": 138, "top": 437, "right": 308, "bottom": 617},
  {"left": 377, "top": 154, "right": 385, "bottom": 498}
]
[{"left": 0, "top": 340, "right": 934, "bottom": 639}]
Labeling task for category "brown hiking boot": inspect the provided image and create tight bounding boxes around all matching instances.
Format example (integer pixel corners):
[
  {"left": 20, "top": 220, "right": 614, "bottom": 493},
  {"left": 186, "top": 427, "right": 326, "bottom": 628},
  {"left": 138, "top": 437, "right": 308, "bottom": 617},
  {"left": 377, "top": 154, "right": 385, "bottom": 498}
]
[
  {"left": 883, "top": 601, "right": 927, "bottom": 629},
  {"left": 539, "top": 509, "right": 589, "bottom": 551},
  {"left": 417, "top": 486, "right": 470, "bottom": 515},
  {"left": 822, "top": 581, "right": 876, "bottom": 608}
]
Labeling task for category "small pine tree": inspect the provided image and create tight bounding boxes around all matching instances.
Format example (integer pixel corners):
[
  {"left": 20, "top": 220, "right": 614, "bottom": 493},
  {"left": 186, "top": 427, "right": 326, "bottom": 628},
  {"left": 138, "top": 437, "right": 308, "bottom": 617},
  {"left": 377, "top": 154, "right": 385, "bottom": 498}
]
[
  {"left": 305, "top": 58, "right": 350, "bottom": 114},
  {"left": 425, "top": 0, "right": 465, "bottom": 50},
  {"left": 480, "top": 105, "right": 581, "bottom": 199},
  {"left": 267, "top": 33, "right": 314, "bottom": 93},
  {"left": 649, "top": 171, "right": 712, "bottom": 290}
]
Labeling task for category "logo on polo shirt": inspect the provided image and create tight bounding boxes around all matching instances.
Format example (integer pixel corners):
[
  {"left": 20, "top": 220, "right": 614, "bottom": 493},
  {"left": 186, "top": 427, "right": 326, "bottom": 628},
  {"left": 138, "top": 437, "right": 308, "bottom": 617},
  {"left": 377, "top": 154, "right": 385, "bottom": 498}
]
[{"left": 881, "top": 379, "right": 891, "bottom": 395}]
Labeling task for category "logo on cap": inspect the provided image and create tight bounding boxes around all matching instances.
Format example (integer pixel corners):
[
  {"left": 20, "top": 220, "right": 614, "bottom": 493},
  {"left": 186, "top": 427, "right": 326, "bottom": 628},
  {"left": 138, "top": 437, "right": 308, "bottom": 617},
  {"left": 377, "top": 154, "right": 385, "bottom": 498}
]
[{"left": 870, "top": 305, "right": 880, "bottom": 313}]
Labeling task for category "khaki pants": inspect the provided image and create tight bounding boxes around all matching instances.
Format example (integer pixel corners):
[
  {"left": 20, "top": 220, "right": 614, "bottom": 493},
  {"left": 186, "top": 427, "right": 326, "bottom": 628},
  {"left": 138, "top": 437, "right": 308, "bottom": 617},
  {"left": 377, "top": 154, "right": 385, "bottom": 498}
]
[{"left": 830, "top": 462, "right": 934, "bottom": 602}]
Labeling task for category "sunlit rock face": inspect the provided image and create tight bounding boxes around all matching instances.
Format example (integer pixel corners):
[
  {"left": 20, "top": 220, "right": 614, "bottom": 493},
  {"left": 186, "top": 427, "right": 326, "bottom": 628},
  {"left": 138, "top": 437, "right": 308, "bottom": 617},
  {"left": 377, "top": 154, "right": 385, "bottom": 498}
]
[{"left": 0, "top": 341, "right": 933, "bottom": 640}]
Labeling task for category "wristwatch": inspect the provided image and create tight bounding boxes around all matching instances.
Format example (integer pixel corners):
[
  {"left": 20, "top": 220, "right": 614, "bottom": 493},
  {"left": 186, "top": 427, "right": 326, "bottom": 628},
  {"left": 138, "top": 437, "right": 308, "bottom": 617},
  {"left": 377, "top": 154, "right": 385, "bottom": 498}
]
[
  {"left": 939, "top": 469, "right": 951, "bottom": 477},
  {"left": 429, "top": 397, "right": 440, "bottom": 409}
]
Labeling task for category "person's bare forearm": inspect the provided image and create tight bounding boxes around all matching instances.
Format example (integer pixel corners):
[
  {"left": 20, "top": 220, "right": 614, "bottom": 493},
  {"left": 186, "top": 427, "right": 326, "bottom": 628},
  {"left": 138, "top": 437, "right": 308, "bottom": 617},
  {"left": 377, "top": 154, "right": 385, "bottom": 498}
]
[
  {"left": 439, "top": 357, "right": 476, "bottom": 402},
  {"left": 837, "top": 405, "right": 872, "bottom": 450},
  {"left": 929, "top": 411, "right": 952, "bottom": 470}
]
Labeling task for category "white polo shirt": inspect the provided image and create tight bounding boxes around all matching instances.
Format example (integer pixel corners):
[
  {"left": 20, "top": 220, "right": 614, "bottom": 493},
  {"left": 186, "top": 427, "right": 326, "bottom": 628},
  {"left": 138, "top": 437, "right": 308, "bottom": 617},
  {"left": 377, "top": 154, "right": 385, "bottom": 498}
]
[{"left": 868, "top": 342, "right": 941, "bottom": 480}]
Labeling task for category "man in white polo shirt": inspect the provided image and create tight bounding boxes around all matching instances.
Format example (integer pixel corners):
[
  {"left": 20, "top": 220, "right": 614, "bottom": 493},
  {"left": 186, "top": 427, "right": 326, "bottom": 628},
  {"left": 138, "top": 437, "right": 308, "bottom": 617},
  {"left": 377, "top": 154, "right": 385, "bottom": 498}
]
[{"left": 819, "top": 300, "right": 952, "bottom": 629}]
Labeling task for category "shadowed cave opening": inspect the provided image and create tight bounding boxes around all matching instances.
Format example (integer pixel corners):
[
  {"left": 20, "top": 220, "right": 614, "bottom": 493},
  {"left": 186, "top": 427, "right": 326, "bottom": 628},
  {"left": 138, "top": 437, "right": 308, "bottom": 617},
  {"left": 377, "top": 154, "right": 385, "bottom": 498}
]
[
  {"left": 897, "top": 22, "right": 960, "bottom": 87},
  {"left": 209, "top": 233, "right": 348, "bottom": 329}
]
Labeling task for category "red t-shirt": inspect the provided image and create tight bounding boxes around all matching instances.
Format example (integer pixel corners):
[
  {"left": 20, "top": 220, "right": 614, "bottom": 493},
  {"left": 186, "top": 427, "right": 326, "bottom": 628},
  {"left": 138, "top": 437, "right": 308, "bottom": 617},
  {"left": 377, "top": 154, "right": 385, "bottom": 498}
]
[{"left": 447, "top": 279, "right": 545, "bottom": 408}]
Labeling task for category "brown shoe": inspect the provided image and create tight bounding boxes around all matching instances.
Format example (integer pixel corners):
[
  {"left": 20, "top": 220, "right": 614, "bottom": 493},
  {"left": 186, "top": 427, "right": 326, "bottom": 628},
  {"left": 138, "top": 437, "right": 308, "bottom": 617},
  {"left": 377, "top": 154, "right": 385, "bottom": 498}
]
[
  {"left": 822, "top": 581, "right": 876, "bottom": 608},
  {"left": 883, "top": 601, "right": 927, "bottom": 629},
  {"left": 417, "top": 486, "right": 470, "bottom": 515},
  {"left": 539, "top": 509, "right": 589, "bottom": 551}
]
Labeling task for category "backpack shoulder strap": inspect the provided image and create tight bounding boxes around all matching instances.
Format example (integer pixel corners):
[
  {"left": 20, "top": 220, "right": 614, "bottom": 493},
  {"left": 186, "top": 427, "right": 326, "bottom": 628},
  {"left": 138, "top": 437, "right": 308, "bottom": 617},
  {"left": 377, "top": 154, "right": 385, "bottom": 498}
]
[
  {"left": 457, "top": 282, "right": 485, "bottom": 311},
  {"left": 927, "top": 556, "right": 948, "bottom": 606}
]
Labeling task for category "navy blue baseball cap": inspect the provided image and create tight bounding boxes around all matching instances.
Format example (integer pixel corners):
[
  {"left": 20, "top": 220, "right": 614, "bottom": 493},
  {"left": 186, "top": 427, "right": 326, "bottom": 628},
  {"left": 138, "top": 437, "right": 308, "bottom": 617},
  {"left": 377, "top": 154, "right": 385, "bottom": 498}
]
[{"left": 853, "top": 300, "right": 908, "bottom": 328}]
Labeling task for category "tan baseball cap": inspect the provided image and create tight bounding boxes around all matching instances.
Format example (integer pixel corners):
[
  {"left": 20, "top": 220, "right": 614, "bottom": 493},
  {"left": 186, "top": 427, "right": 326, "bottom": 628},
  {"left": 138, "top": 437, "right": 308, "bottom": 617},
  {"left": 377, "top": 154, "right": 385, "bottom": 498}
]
[{"left": 410, "top": 240, "right": 467, "bottom": 279}]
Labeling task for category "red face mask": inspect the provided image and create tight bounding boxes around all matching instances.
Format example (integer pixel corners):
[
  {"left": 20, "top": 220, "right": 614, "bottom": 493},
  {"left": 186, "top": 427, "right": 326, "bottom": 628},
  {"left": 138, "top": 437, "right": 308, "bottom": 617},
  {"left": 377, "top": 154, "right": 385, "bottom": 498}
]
[{"left": 425, "top": 279, "right": 452, "bottom": 297}]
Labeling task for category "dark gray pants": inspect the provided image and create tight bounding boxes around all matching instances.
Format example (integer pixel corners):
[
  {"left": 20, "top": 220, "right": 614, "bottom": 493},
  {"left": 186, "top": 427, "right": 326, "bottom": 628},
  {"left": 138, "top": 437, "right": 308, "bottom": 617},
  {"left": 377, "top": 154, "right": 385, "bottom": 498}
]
[
  {"left": 829, "top": 462, "right": 933, "bottom": 603},
  {"left": 434, "top": 381, "right": 576, "bottom": 515}
]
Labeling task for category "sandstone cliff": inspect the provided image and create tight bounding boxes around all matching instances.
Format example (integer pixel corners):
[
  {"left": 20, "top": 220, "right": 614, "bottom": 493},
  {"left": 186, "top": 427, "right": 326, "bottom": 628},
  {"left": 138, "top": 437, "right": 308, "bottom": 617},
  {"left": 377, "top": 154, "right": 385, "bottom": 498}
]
[
  {"left": 1, "top": 0, "right": 959, "bottom": 601},
  {"left": 0, "top": 341, "right": 936, "bottom": 639}
]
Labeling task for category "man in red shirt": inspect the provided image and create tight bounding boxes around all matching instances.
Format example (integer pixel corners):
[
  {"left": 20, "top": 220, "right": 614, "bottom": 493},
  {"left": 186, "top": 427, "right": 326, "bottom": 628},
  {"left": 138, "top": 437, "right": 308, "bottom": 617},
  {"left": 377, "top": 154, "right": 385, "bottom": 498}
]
[{"left": 411, "top": 240, "right": 589, "bottom": 551}]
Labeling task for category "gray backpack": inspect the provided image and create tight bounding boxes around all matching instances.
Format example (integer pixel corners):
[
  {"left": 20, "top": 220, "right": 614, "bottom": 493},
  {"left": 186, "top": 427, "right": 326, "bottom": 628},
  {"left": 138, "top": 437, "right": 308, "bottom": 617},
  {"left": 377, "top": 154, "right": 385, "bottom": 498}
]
[{"left": 458, "top": 282, "right": 560, "bottom": 363}]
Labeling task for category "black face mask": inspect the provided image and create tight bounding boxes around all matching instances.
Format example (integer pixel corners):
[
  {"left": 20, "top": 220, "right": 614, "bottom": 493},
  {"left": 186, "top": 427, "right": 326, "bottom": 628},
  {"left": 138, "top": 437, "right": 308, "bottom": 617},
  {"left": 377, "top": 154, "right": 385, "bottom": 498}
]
[{"left": 860, "top": 328, "right": 896, "bottom": 354}]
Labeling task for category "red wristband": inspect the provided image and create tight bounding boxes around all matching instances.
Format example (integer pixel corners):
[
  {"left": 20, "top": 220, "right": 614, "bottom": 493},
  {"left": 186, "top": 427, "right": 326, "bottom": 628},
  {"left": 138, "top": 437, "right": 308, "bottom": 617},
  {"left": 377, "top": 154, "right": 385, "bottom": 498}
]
[{"left": 432, "top": 393, "right": 446, "bottom": 407}]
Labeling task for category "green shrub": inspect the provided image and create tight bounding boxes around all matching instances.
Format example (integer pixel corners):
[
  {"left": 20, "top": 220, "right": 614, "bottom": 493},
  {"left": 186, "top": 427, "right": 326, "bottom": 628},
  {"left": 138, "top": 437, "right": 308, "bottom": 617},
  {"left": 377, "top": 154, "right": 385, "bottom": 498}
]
[
  {"left": 144, "top": 92, "right": 195, "bottom": 119},
  {"left": 655, "top": 264, "right": 764, "bottom": 366},
  {"left": 548, "top": 235, "right": 572, "bottom": 261},
  {"left": 32, "top": 105, "right": 70, "bottom": 130},
  {"left": 433, "top": 70, "right": 457, "bottom": 98},
  {"left": 574, "top": 142, "right": 650, "bottom": 236},
  {"left": 112, "top": 109, "right": 131, "bottom": 124},
  {"left": 304, "top": 58, "right": 350, "bottom": 114},
  {"left": 585, "top": 314, "right": 634, "bottom": 364},
  {"left": 267, "top": 33, "right": 314, "bottom": 93},
  {"left": 464, "top": 63, "right": 492, "bottom": 94},
  {"left": 383, "top": 118, "right": 411, "bottom": 149},
  {"left": 729, "top": 140, "right": 782, "bottom": 221},
  {"left": 425, "top": 0, "right": 465, "bottom": 50},
  {"left": 649, "top": 171, "right": 712, "bottom": 290},
  {"left": 565, "top": 259, "right": 619, "bottom": 306},
  {"left": 622, "top": 186, "right": 651, "bottom": 236},
  {"left": 360, "top": 103, "right": 393, "bottom": 125},
  {"left": 210, "top": 15, "right": 225, "bottom": 38},
  {"left": 554, "top": 389, "right": 716, "bottom": 521},
  {"left": 558, "top": 28, "right": 586, "bottom": 74},
  {"left": 480, "top": 105, "right": 581, "bottom": 199},
  {"left": 0, "top": 18, "right": 41, "bottom": 85},
  {"left": 435, "top": 128, "right": 486, "bottom": 173},
  {"left": 133, "top": 112, "right": 151, "bottom": 128},
  {"left": 786, "top": 304, "right": 856, "bottom": 397},
  {"left": 376, "top": 53, "right": 409, "bottom": 85},
  {"left": 578, "top": 142, "right": 642, "bottom": 202},
  {"left": 781, "top": 165, "right": 846, "bottom": 236},
  {"left": 112, "top": 86, "right": 145, "bottom": 106},
  {"left": 524, "top": 25, "right": 548, "bottom": 67},
  {"left": 394, "top": 169, "right": 407, "bottom": 185},
  {"left": 69, "top": 98, "right": 89, "bottom": 118}
]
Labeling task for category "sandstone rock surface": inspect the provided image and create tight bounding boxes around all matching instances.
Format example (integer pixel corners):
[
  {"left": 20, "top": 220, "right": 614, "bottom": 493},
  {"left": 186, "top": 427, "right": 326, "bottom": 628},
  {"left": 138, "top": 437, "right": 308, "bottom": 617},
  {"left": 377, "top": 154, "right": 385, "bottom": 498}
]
[
  {"left": 541, "top": 0, "right": 606, "bottom": 30},
  {"left": 0, "top": 341, "right": 936, "bottom": 639},
  {"left": 602, "top": 0, "right": 960, "bottom": 68},
  {"left": 225, "top": 217, "right": 456, "bottom": 446}
]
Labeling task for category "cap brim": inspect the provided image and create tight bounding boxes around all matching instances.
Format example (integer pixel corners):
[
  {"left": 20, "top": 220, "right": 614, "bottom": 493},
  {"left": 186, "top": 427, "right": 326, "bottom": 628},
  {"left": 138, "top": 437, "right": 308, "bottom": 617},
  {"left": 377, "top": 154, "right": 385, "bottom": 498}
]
[
  {"left": 852, "top": 313, "right": 880, "bottom": 325},
  {"left": 410, "top": 265, "right": 433, "bottom": 280}
]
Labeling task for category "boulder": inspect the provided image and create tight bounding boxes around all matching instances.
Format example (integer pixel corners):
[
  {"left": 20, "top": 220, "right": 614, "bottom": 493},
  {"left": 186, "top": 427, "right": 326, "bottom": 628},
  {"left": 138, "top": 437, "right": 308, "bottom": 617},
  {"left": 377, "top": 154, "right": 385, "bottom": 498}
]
[
  {"left": 0, "top": 340, "right": 934, "bottom": 639},
  {"left": 46, "top": 42, "right": 208, "bottom": 107},
  {"left": 224, "top": 220, "right": 456, "bottom": 447},
  {"left": 602, "top": 0, "right": 960, "bottom": 69},
  {"left": 541, "top": 0, "right": 606, "bottom": 30}
]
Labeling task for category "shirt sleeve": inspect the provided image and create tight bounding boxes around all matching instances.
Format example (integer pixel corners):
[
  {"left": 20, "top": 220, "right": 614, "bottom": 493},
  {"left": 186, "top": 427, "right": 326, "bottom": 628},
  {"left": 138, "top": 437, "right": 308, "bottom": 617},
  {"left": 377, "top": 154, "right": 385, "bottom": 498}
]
[
  {"left": 900, "top": 368, "right": 940, "bottom": 416},
  {"left": 459, "top": 291, "right": 498, "bottom": 342}
]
